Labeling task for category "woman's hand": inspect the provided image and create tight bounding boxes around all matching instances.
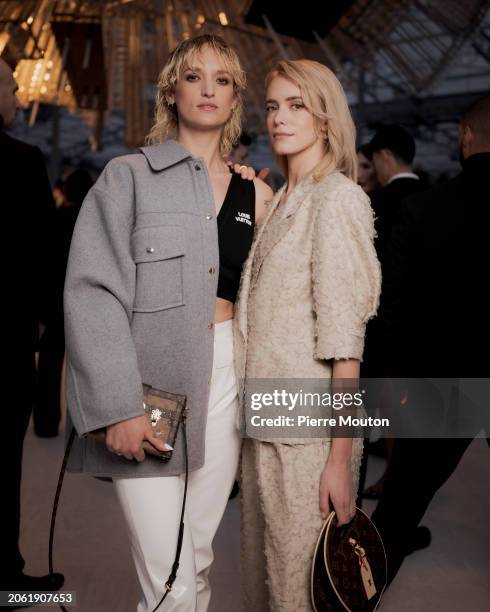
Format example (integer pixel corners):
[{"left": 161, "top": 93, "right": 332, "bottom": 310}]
[
  {"left": 227, "top": 161, "right": 256, "bottom": 180},
  {"left": 227, "top": 162, "right": 271, "bottom": 182},
  {"left": 319, "top": 359, "right": 359, "bottom": 525},
  {"left": 319, "top": 457, "right": 356, "bottom": 526},
  {"left": 106, "top": 414, "right": 173, "bottom": 461},
  {"left": 226, "top": 162, "right": 274, "bottom": 225}
]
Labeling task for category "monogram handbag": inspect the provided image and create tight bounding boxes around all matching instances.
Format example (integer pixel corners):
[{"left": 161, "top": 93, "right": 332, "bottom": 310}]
[
  {"left": 311, "top": 507, "right": 387, "bottom": 612},
  {"left": 88, "top": 383, "right": 187, "bottom": 459},
  {"left": 48, "top": 383, "right": 188, "bottom": 612}
]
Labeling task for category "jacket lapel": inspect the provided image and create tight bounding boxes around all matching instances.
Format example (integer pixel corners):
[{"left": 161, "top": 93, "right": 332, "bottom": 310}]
[
  {"left": 236, "top": 178, "right": 311, "bottom": 343},
  {"left": 250, "top": 179, "right": 309, "bottom": 289},
  {"left": 236, "top": 183, "right": 285, "bottom": 342}
]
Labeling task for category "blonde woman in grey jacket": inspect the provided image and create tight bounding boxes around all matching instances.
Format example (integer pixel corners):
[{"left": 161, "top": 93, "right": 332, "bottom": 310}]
[
  {"left": 64, "top": 35, "right": 271, "bottom": 612},
  {"left": 234, "top": 60, "right": 382, "bottom": 611}
]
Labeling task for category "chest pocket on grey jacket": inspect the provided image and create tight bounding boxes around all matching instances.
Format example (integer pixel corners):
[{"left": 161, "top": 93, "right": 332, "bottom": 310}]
[{"left": 131, "top": 225, "right": 186, "bottom": 312}]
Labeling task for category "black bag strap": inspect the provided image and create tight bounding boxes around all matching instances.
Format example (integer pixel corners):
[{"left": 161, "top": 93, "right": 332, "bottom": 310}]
[{"left": 48, "top": 418, "right": 189, "bottom": 612}]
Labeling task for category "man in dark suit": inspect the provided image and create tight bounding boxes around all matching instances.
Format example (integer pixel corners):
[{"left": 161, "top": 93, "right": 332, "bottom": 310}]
[
  {"left": 370, "top": 96, "right": 490, "bottom": 586},
  {"left": 365, "top": 124, "right": 427, "bottom": 264},
  {"left": 359, "top": 126, "right": 429, "bottom": 505},
  {"left": 0, "top": 57, "right": 63, "bottom": 593},
  {"left": 33, "top": 169, "right": 93, "bottom": 438},
  {"left": 362, "top": 125, "right": 427, "bottom": 373}
]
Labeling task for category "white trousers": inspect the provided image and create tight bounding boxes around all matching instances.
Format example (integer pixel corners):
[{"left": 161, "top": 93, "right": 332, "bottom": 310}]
[{"left": 113, "top": 320, "right": 241, "bottom": 612}]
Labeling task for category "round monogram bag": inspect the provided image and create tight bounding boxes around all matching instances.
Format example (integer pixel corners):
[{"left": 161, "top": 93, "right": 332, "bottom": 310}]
[{"left": 311, "top": 507, "right": 387, "bottom": 611}]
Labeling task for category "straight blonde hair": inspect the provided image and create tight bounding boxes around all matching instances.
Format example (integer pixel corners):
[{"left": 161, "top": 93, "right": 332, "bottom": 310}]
[
  {"left": 146, "top": 35, "right": 246, "bottom": 158},
  {"left": 265, "top": 60, "right": 358, "bottom": 183}
]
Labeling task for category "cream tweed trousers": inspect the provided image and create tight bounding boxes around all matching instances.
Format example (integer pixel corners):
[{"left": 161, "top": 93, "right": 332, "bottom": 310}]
[{"left": 240, "top": 437, "right": 363, "bottom": 611}]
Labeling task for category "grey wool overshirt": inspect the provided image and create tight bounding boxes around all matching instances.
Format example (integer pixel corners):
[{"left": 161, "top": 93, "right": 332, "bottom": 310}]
[{"left": 63, "top": 139, "right": 221, "bottom": 477}]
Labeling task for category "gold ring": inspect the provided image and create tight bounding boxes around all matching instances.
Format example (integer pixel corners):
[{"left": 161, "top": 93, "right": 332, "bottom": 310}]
[{"left": 239, "top": 165, "right": 247, "bottom": 171}]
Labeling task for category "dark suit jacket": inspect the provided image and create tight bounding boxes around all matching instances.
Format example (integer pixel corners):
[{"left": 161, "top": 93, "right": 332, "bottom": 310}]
[
  {"left": 376, "top": 153, "right": 490, "bottom": 377},
  {"left": 1, "top": 130, "right": 54, "bottom": 351},
  {"left": 370, "top": 176, "right": 427, "bottom": 265},
  {"left": 44, "top": 205, "right": 80, "bottom": 320},
  {"left": 363, "top": 176, "right": 427, "bottom": 374}
]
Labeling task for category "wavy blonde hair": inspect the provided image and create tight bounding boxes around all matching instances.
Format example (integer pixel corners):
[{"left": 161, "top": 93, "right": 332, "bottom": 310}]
[
  {"left": 265, "top": 60, "right": 358, "bottom": 183},
  {"left": 146, "top": 35, "right": 246, "bottom": 158}
]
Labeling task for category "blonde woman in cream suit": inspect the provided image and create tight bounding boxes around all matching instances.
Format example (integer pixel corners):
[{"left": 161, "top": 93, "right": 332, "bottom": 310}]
[{"left": 234, "top": 60, "right": 382, "bottom": 611}]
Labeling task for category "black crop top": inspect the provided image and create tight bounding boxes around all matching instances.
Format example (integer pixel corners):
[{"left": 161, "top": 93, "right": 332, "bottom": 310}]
[{"left": 217, "top": 172, "right": 255, "bottom": 303}]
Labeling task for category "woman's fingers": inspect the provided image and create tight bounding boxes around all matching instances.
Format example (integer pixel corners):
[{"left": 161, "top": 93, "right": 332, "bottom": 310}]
[
  {"left": 144, "top": 429, "right": 174, "bottom": 453},
  {"left": 106, "top": 415, "right": 149, "bottom": 461},
  {"left": 319, "top": 481, "right": 331, "bottom": 519},
  {"left": 225, "top": 160, "right": 257, "bottom": 180},
  {"left": 133, "top": 447, "right": 146, "bottom": 462},
  {"left": 335, "top": 503, "right": 351, "bottom": 526},
  {"left": 320, "top": 459, "right": 356, "bottom": 525},
  {"left": 229, "top": 162, "right": 256, "bottom": 180},
  {"left": 119, "top": 444, "right": 145, "bottom": 462},
  {"left": 243, "top": 166, "right": 256, "bottom": 180},
  {"left": 333, "top": 497, "right": 356, "bottom": 526},
  {"left": 258, "top": 167, "right": 271, "bottom": 180}
]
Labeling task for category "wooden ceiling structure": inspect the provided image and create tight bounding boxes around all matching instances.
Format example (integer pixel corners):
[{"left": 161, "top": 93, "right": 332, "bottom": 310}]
[{"left": 0, "top": 0, "right": 488, "bottom": 149}]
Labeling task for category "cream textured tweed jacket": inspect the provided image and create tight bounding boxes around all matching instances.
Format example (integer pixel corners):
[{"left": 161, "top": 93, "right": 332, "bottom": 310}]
[{"left": 233, "top": 170, "right": 381, "bottom": 431}]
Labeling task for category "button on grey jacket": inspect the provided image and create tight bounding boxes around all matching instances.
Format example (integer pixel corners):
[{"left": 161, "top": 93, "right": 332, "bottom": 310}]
[{"left": 63, "top": 140, "right": 220, "bottom": 477}]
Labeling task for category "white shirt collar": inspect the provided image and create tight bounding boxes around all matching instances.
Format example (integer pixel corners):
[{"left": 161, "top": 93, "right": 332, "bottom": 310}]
[{"left": 387, "top": 172, "right": 420, "bottom": 185}]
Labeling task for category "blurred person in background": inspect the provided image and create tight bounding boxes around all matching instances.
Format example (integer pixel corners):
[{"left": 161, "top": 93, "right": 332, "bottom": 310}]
[
  {"left": 33, "top": 168, "right": 94, "bottom": 437},
  {"left": 229, "top": 130, "right": 252, "bottom": 165},
  {"left": 370, "top": 95, "right": 490, "bottom": 586},
  {"left": 0, "top": 56, "right": 64, "bottom": 594},
  {"left": 365, "top": 124, "right": 426, "bottom": 262},
  {"left": 360, "top": 125, "right": 428, "bottom": 501},
  {"left": 357, "top": 142, "right": 380, "bottom": 196}
]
